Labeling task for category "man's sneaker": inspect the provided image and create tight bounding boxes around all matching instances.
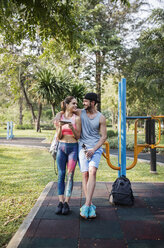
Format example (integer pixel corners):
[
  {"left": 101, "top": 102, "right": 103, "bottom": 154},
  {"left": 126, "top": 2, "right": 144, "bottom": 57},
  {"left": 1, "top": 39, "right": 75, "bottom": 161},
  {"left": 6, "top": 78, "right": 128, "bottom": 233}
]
[
  {"left": 88, "top": 205, "right": 96, "bottom": 218},
  {"left": 55, "top": 202, "right": 63, "bottom": 214},
  {"left": 80, "top": 205, "right": 89, "bottom": 219},
  {"left": 62, "top": 202, "right": 70, "bottom": 215},
  {"left": 91, "top": 204, "right": 96, "bottom": 211},
  {"left": 80, "top": 204, "right": 96, "bottom": 213}
]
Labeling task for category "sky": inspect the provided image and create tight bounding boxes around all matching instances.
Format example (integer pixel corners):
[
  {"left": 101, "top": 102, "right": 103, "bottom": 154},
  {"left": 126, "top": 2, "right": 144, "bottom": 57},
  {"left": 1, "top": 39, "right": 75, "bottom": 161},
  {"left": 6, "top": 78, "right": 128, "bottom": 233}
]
[{"left": 140, "top": 0, "right": 164, "bottom": 17}]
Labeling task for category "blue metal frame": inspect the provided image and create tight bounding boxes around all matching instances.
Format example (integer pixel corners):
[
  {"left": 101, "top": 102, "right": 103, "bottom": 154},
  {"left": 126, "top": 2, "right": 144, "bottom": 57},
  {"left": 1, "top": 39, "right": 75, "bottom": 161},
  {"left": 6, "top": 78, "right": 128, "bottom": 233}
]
[
  {"left": 126, "top": 116, "right": 151, "bottom": 119},
  {"left": 118, "top": 82, "right": 121, "bottom": 177},
  {"left": 121, "top": 78, "right": 126, "bottom": 176},
  {"left": 118, "top": 78, "right": 126, "bottom": 177},
  {"left": 6, "top": 121, "right": 14, "bottom": 139}
]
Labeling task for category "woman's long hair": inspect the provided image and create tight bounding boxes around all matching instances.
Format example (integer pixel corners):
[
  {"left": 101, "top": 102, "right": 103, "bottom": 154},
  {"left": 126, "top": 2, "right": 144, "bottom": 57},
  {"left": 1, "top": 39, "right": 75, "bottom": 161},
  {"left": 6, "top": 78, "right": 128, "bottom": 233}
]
[{"left": 61, "top": 96, "right": 75, "bottom": 113}]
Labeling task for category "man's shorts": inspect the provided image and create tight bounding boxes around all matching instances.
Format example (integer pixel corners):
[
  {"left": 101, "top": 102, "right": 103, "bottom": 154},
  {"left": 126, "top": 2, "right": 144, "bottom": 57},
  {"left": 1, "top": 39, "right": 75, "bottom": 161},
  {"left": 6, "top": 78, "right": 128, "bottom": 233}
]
[{"left": 78, "top": 144, "right": 103, "bottom": 172}]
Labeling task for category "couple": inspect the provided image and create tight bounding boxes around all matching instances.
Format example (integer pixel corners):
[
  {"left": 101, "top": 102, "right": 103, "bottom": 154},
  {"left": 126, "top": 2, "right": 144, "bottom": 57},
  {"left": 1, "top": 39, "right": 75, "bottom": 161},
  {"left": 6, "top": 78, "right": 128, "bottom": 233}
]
[{"left": 54, "top": 93, "right": 107, "bottom": 219}]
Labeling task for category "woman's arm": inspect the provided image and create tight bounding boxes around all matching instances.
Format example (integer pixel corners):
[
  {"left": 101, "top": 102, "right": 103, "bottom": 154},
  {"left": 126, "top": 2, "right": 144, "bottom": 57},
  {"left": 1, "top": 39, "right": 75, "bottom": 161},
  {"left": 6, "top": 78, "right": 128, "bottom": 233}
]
[{"left": 68, "top": 116, "right": 81, "bottom": 140}]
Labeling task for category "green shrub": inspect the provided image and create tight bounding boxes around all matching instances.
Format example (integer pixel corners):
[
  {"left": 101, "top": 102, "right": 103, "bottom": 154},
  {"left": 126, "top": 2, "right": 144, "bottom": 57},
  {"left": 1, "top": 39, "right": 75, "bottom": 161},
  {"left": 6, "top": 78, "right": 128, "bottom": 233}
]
[
  {"left": 107, "top": 129, "right": 118, "bottom": 138},
  {"left": 107, "top": 124, "right": 112, "bottom": 127},
  {"left": 40, "top": 124, "right": 55, "bottom": 130},
  {"left": 107, "top": 135, "right": 147, "bottom": 151},
  {"left": 107, "top": 137, "right": 118, "bottom": 149},
  {"left": 15, "top": 124, "right": 34, "bottom": 130}
]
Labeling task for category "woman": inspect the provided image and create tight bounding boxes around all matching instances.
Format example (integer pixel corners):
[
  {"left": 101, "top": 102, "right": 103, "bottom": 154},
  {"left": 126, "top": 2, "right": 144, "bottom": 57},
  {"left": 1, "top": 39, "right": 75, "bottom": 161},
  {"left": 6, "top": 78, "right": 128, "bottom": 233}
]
[{"left": 55, "top": 96, "right": 81, "bottom": 215}]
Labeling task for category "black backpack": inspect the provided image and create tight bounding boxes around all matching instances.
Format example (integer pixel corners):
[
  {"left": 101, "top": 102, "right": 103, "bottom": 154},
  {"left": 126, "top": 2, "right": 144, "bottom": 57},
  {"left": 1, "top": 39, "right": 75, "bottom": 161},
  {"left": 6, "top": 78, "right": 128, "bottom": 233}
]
[{"left": 109, "top": 176, "right": 134, "bottom": 206}]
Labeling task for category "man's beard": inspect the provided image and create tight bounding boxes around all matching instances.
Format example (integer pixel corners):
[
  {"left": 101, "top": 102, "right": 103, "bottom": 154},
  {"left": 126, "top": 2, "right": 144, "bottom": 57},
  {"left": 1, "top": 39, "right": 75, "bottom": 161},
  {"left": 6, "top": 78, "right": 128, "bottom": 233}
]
[{"left": 84, "top": 103, "right": 91, "bottom": 111}]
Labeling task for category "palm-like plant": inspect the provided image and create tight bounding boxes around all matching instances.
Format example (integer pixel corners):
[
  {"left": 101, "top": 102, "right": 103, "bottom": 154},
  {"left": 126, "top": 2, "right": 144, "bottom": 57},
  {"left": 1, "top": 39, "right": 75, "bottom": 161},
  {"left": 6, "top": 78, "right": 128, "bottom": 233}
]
[
  {"left": 32, "top": 68, "right": 70, "bottom": 118},
  {"left": 68, "top": 82, "right": 87, "bottom": 108}
]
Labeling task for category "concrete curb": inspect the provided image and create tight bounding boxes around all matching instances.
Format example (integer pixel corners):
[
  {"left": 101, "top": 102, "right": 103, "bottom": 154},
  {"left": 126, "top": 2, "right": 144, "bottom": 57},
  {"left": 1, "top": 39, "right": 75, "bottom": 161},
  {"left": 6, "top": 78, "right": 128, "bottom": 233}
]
[{"left": 6, "top": 182, "right": 54, "bottom": 248}]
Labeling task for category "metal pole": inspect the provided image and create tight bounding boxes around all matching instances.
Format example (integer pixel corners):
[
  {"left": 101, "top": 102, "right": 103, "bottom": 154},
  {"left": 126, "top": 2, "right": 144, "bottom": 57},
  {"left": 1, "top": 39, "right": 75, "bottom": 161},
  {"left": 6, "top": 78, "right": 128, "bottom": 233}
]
[
  {"left": 7, "top": 122, "right": 10, "bottom": 140},
  {"left": 10, "top": 121, "right": 14, "bottom": 139},
  {"left": 150, "top": 119, "right": 157, "bottom": 173},
  {"left": 150, "top": 148, "right": 157, "bottom": 173},
  {"left": 121, "top": 78, "right": 126, "bottom": 176},
  {"left": 118, "top": 82, "right": 121, "bottom": 177}
]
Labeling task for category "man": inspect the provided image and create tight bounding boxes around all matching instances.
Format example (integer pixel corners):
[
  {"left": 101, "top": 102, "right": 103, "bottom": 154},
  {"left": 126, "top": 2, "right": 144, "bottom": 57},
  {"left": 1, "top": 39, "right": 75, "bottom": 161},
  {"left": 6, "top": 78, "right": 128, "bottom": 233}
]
[
  {"left": 77, "top": 93, "right": 107, "bottom": 219},
  {"left": 54, "top": 92, "right": 107, "bottom": 219}
]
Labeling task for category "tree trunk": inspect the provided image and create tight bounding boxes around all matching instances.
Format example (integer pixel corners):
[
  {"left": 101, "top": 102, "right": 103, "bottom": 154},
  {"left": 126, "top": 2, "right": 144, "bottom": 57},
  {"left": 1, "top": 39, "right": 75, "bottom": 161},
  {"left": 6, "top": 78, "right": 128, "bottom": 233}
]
[
  {"left": 126, "top": 108, "right": 129, "bottom": 132},
  {"left": 20, "top": 79, "right": 37, "bottom": 123},
  {"left": 36, "top": 103, "right": 42, "bottom": 132},
  {"left": 19, "top": 97, "right": 23, "bottom": 125},
  {"left": 51, "top": 103, "right": 56, "bottom": 118},
  {"left": 112, "top": 111, "right": 114, "bottom": 128},
  {"left": 95, "top": 51, "right": 101, "bottom": 112},
  {"left": 95, "top": 51, "right": 105, "bottom": 112}
]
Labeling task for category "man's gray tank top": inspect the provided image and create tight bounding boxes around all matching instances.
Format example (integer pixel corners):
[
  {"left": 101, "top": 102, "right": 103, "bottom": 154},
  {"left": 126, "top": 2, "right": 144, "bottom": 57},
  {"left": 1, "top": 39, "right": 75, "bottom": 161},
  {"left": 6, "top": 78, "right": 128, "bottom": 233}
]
[{"left": 79, "top": 109, "right": 102, "bottom": 148}]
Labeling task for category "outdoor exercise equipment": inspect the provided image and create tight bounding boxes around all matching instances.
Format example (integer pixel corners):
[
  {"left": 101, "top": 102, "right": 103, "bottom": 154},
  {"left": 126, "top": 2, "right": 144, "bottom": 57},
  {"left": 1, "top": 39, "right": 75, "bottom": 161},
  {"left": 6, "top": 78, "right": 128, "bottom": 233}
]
[
  {"left": 102, "top": 78, "right": 164, "bottom": 176},
  {"left": 7, "top": 121, "right": 14, "bottom": 139}
]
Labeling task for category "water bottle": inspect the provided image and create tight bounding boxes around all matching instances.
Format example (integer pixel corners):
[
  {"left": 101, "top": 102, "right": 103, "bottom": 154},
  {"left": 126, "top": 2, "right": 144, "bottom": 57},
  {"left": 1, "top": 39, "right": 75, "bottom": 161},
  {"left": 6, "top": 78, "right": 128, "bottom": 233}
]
[{"left": 82, "top": 144, "right": 91, "bottom": 161}]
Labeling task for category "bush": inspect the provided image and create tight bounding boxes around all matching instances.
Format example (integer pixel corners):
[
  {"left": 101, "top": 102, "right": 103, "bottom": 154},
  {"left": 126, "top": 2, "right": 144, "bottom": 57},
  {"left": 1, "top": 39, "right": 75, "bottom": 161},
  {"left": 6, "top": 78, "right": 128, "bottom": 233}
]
[
  {"left": 107, "top": 129, "right": 118, "bottom": 138},
  {"left": 15, "top": 124, "right": 34, "bottom": 130},
  {"left": 40, "top": 124, "right": 55, "bottom": 130},
  {"left": 107, "top": 124, "right": 112, "bottom": 127},
  {"left": 107, "top": 135, "right": 147, "bottom": 151}
]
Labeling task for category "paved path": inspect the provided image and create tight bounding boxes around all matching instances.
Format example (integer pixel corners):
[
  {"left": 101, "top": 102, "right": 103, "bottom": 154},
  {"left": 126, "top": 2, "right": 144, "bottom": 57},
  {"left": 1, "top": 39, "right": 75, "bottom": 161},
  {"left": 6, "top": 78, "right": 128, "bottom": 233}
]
[
  {"left": 7, "top": 182, "right": 164, "bottom": 248},
  {"left": 0, "top": 137, "right": 163, "bottom": 164}
]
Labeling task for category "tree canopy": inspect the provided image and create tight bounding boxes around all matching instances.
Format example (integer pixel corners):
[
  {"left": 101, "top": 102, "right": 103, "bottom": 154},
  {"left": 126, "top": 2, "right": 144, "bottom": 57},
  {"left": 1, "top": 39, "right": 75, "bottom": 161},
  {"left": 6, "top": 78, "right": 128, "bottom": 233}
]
[{"left": 0, "top": 0, "right": 130, "bottom": 47}]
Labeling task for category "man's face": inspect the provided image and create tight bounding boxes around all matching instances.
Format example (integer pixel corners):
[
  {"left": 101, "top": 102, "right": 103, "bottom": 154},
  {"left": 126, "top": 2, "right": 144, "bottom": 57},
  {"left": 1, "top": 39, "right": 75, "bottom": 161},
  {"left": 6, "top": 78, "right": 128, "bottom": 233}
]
[{"left": 83, "top": 99, "right": 92, "bottom": 110}]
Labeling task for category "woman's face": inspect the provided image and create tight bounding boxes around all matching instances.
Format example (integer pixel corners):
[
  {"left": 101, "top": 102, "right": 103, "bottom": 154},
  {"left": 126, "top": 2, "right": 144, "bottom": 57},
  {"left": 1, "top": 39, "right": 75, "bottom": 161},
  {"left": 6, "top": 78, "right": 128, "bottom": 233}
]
[{"left": 67, "top": 98, "right": 77, "bottom": 112}]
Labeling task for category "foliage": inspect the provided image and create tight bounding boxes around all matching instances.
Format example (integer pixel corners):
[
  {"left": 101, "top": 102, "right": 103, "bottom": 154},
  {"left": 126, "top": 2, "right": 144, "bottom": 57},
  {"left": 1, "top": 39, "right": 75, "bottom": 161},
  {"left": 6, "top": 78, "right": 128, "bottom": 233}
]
[
  {"left": 15, "top": 124, "right": 34, "bottom": 130},
  {"left": 121, "top": 8, "right": 164, "bottom": 116},
  {"left": 32, "top": 67, "right": 87, "bottom": 113},
  {"left": 107, "top": 129, "right": 118, "bottom": 138},
  {"left": 32, "top": 68, "right": 70, "bottom": 104},
  {"left": 73, "top": 0, "right": 145, "bottom": 110},
  {"left": 0, "top": 0, "right": 80, "bottom": 50},
  {"left": 0, "top": 0, "right": 130, "bottom": 45},
  {"left": 68, "top": 82, "right": 87, "bottom": 108},
  {"left": 40, "top": 124, "right": 55, "bottom": 130},
  {"left": 101, "top": 77, "right": 118, "bottom": 127}
]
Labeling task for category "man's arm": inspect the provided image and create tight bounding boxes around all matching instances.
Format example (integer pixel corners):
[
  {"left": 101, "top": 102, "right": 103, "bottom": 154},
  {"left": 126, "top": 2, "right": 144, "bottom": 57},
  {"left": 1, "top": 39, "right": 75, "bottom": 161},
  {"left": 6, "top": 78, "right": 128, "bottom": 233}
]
[
  {"left": 86, "top": 115, "right": 107, "bottom": 157},
  {"left": 54, "top": 109, "right": 82, "bottom": 127},
  {"left": 74, "top": 109, "right": 82, "bottom": 116},
  {"left": 68, "top": 116, "right": 81, "bottom": 140}
]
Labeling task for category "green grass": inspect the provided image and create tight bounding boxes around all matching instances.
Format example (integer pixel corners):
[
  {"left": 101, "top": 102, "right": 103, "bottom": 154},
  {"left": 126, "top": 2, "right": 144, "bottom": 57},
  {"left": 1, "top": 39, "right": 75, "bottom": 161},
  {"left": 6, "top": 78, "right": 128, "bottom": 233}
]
[
  {"left": 0, "top": 127, "right": 55, "bottom": 139},
  {"left": 0, "top": 145, "right": 164, "bottom": 247}
]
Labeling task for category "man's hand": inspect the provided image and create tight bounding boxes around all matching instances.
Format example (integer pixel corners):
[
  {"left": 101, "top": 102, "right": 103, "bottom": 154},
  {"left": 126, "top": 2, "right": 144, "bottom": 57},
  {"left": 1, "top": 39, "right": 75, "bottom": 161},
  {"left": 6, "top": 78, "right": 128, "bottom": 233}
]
[
  {"left": 86, "top": 148, "right": 95, "bottom": 158},
  {"left": 68, "top": 122, "right": 73, "bottom": 130}
]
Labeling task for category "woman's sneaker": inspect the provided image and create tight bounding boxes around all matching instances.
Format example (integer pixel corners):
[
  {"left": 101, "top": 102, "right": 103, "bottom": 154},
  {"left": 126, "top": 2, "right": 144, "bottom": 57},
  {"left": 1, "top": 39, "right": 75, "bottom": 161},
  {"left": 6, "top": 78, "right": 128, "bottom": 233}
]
[
  {"left": 88, "top": 205, "right": 96, "bottom": 218},
  {"left": 55, "top": 202, "right": 63, "bottom": 214},
  {"left": 80, "top": 205, "right": 89, "bottom": 219},
  {"left": 62, "top": 202, "right": 70, "bottom": 215}
]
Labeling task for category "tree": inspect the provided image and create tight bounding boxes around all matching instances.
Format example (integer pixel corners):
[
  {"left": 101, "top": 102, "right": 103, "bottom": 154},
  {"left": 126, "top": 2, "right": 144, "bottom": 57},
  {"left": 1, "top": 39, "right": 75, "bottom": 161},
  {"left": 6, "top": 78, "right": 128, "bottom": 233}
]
[
  {"left": 68, "top": 82, "right": 87, "bottom": 108},
  {"left": 0, "top": 0, "right": 80, "bottom": 49},
  {"left": 101, "top": 77, "right": 118, "bottom": 127},
  {"left": 121, "top": 8, "right": 164, "bottom": 116},
  {"left": 75, "top": 0, "right": 145, "bottom": 111},
  {"left": 32, "top": 68, "right": 70, "bottom": 118}
]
